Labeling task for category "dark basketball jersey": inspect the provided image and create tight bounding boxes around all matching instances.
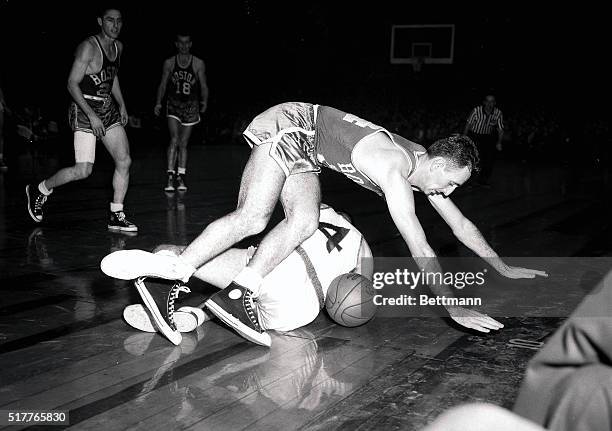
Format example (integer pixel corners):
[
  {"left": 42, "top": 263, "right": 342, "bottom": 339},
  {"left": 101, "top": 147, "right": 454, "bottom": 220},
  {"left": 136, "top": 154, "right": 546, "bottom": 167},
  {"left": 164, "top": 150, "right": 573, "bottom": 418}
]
[
  {"left": 168, "top": 56, "right": 200, "bottom": 103},
  {"left": 314, "top": 105, "right": 426, "bottom": 196},
  {"left": 79, "top": 36, "right": 119, "bottom": 98}
]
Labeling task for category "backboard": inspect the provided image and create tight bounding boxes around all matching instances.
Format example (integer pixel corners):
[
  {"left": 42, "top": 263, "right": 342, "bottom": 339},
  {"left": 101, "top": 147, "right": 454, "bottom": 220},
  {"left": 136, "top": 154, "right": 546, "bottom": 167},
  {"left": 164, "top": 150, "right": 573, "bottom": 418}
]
[{"left": 390, "top": 24, "right": 455, "bottom": 65}]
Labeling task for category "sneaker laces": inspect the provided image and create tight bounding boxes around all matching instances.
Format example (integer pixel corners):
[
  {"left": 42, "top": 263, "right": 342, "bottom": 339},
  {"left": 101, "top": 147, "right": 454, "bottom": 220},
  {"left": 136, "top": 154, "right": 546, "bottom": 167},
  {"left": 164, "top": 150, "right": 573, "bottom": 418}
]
[
  {"left": 168, "top": 284, "right": 191, "bottom": 326},
  {"left": 242, "top": 289, "right": 262, "bottom": 331},
  {"left": 35, "top": 193, "right": 47, "bottom": 210},
  {"left": 115, "top": 211, "right": 135, "bottom": 226}
]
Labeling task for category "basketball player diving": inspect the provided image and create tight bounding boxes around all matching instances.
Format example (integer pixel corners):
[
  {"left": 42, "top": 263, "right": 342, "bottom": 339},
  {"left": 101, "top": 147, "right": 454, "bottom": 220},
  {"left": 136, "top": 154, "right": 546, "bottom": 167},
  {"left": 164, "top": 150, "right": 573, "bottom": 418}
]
[{"left": 102, "top": 102, "right": 547, "bottom": 347}]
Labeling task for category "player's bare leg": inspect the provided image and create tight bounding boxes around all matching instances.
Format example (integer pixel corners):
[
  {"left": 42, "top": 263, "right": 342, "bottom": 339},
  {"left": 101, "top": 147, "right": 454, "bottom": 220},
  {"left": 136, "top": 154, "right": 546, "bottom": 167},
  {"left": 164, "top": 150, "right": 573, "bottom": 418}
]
[
  {"left": 175, "top": 123, "right": 193, "bottom": 190},
  {"left": 177, "top": 124, "right": 193, "bottom": 171},
  {"left": 165, "top": 118, "right": 180, "bottom": 191},
  {"left": 201, "top": 144, "right": 320, "bottom": 346},
  {"left": 166, "top": 117, "right": 180, "bottom": 171},
  {"left": 153, "top": 244, "right": 249, "bottom": 288},
  {"left": 102, "top": 126, "right": 136, "bottom": 231},
  {"left": 179, "top": 142, "right": 286, "bottom": 272},
  {"left": 102, "top": 126, "right": 131, "bottom": 205},
  {"left": 246, "top": 171, "right": 321, "bottom": 278},
  {"left": 26, "top": 131, "right": 95, "bottom": 223},
  {"left": 44, "top": 162, "right": 94, "bottom": 189}
]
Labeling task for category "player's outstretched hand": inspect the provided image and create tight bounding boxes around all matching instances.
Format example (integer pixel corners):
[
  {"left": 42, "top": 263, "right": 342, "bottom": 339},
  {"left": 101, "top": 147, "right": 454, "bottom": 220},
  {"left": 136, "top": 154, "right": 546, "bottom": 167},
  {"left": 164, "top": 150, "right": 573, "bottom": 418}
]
[
  {"left": 500, "top": 265, "right": 548, "bottom": 279},
  {"left": 446, "top": 306, "right": 504, "bottom": 333}
]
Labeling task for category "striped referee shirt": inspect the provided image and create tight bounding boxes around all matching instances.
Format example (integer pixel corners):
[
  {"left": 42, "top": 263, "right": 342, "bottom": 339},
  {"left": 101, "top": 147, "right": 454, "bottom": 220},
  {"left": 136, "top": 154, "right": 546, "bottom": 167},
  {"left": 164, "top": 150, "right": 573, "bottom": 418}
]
[{"left": 466, "top": 106, "right": 504, "bottom": 135}]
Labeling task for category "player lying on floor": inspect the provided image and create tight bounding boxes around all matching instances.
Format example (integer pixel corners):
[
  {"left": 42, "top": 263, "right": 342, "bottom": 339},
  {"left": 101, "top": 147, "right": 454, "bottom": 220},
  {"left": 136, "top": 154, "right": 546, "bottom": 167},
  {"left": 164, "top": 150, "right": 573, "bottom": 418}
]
[{"left": 111, "top": 204, "right": 377, "bottom": 345}]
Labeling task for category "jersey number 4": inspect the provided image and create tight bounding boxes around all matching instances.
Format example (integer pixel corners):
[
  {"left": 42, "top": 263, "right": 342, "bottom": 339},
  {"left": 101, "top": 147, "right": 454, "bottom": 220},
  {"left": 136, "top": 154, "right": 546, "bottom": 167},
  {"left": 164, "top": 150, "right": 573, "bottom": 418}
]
[{"left": 318, "top": 222, "right": 350, "bottom": 253}]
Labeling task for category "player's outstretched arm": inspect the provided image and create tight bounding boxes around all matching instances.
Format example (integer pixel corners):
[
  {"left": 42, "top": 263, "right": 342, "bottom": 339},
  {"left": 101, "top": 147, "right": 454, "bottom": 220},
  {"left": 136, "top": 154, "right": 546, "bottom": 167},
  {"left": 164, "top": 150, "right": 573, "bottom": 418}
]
[
  {"left": 382, "top": 175, "right": 503, "bottom": 333},
  {"left": 379, "top": 168, "right": 495, "bottom": 327},
  {"left": 357, "top": 149, "right": 505, "bottom": 333},
  {"left": 427, "top": 194, "right": 548, "bottom": 279}
]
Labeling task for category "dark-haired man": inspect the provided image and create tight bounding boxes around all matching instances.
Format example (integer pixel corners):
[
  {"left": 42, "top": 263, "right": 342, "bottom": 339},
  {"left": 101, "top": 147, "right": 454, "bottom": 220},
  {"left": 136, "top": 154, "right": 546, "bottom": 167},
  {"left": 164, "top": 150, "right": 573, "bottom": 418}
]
[
  {"left": 26, "top": 7, "right": 137, "bottom": 232},
  {"left": 103, "top": 102, "right": 546, "bottom": 346},
  {"left": 154, "top": 32, "right": 208, "bottom": 192}
]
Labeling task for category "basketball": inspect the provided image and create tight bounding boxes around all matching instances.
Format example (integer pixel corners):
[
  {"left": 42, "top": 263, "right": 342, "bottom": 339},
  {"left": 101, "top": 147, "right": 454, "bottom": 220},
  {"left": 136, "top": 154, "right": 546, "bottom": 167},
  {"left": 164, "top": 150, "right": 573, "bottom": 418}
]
[{"left": 325, "top": 273, "right": 377, "bottom": 327}]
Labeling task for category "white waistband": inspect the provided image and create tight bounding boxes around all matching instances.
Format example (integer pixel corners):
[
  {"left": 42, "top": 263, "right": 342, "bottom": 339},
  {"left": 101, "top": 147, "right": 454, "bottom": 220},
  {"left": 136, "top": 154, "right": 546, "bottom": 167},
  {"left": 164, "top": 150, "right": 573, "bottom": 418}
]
[{"left": 83, "top": 94, "right": 108, "bottom": 101}]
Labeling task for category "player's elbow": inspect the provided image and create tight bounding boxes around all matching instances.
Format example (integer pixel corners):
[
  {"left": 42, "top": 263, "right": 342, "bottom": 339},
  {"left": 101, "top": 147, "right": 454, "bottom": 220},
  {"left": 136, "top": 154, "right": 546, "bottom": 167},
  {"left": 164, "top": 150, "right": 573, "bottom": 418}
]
[{"left": 67, "top": 80, "right": 79, "bottom": 95}]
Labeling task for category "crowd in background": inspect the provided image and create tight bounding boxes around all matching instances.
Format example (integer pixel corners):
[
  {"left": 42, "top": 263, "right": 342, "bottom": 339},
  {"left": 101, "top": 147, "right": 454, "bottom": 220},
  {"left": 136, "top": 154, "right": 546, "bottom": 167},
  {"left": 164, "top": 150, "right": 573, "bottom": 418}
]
[{"left": 1, "top": 82, "right": 609, "bottom": 176}]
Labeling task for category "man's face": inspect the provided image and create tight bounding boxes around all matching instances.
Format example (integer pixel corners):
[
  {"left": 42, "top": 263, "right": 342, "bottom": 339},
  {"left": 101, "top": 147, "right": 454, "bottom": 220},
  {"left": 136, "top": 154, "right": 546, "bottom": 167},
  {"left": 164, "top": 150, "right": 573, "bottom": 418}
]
[
  {"left": 176, "top": 36, "right": 192, "bottom": 55},
  {"left": 483, "top": 96, "right": 496, "bottom": 110},
  {"left": 98, "top": 9, "right": 122, "bottom": 39},
  {"left": 422, "top": 158, "right": 471, "bottom": 197}
]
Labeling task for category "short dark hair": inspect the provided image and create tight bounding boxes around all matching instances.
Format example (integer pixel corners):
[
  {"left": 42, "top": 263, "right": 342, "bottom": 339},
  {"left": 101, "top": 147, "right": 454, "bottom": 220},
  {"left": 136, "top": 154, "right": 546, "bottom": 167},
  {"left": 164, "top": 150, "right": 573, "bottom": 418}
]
[
  {"left": 428, "top": 134, "right": 480, "bottom": 173},
  {"left": 97, "top": 5, "right": 122, "bottom": 19}
]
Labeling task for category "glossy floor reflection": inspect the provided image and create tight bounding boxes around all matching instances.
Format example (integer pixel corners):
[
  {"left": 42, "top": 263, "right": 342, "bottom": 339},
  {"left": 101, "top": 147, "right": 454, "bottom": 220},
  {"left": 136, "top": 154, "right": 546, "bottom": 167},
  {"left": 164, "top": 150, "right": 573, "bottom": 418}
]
[{"left": 1, "top": 142, "right": 611, "bottom": 430}]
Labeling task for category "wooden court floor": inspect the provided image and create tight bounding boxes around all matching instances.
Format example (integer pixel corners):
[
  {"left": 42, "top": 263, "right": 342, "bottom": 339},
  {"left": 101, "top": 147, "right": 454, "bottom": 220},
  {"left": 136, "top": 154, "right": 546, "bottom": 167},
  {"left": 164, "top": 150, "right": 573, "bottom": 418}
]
[{"left": 1, "top": 140, "right": 611, "bottom": 430}]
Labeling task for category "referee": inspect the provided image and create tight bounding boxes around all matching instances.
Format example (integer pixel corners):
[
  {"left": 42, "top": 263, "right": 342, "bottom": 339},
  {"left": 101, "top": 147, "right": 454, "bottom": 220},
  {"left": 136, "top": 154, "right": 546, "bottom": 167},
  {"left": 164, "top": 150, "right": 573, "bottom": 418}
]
[{"left": 463, "top": 94, "right": 504, "bottom": 186}]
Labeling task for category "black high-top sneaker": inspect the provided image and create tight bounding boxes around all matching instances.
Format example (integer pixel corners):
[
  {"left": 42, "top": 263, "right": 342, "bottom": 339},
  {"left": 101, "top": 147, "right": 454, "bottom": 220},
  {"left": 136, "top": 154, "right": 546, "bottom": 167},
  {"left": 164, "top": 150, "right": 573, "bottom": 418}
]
[
  {"left": 108, "top": 211, "right": 138, "bottom": 232},
  {"left": 164, "top": 172, "right": 175, "bottom": 192},
  {"left": 176, "top": 174, "right": 187, "bottom": 191},
  {"left": 205, "top": 282, "right": 271, "bottom": 347},
  {"left": 134, "top": 277, "right": 191, "bottom": 345},
  {"left": 26, "top": 184, "right": 48, "bottom": 223}
]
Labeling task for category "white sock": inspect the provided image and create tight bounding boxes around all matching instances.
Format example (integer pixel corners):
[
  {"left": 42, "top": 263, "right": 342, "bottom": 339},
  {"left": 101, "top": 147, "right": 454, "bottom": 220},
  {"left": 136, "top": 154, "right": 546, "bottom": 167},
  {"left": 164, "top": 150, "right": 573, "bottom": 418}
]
[
  {"left": 38, "top": 181, "right": 52, "bottom": 195},
  {"left": 110, "top": 202, "right": 124, "bottom": 213},
  {"left": 177, "top": 167, "right": 186, "bottom": 175},
  {"left": 233, "top": 267, "right": 263, "bottom": 296}
]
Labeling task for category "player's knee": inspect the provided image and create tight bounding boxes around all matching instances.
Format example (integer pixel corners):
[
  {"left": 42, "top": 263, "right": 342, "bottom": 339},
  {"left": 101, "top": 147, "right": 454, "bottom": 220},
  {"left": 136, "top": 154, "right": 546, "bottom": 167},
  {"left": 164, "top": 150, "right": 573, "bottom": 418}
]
[
  {"left": 74, "top": 163, "right": 93, "bottom": 179},
  {"left": 116, "top": 155, "right": 131, "bottom": 171},
  {"left": 235, "top": 209, "right": 270, "bottom": 236},
  {"left": 243, "top": 214, "right": 269, "bottom": 236},
  {"left": 168, "top": 137, "right": 179, "bottom": 149},
  {"left": 291, "top": 214, "right": 319, "bottom": 242}
]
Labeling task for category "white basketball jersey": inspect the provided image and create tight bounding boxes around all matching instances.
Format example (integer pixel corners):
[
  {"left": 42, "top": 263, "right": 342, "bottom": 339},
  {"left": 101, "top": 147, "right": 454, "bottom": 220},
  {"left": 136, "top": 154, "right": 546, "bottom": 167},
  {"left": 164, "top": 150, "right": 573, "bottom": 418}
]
[{"left": 300, "top": 205, "right": 364, "bottom": 299}]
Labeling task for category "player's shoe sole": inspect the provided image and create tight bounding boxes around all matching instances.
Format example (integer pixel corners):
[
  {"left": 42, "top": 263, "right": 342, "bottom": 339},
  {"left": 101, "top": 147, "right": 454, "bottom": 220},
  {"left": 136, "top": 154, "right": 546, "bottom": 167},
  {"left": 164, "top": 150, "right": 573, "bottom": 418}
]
[
  {"left": 205, "top": 298, "right": 271, "bottom": 347},
  {"left": 100, "top": 249, "right": 192, "bottom": 281},
  {"left": 108, "top": 225, "right": 138, "bottom": 232},
  {"left": 123, "top": 304, "right": 210, "bottom": 333}
]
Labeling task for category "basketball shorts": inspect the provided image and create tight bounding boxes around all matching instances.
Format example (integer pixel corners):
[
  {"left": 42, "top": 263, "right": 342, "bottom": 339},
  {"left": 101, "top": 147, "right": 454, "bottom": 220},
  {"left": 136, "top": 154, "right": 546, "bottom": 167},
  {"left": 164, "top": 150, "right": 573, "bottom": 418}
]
[
  {"left": 68, "top": 96, "right": 122, "bottom": 134},
  {"left": 243, "top": 102, "right": 320, "bottom": 177},
  {"left": 247, "top": 246, "right": 324, "bottom": 332},
  {"left": 166, "top": 98, "right": 200, "bottom": 126}
]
